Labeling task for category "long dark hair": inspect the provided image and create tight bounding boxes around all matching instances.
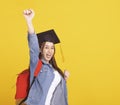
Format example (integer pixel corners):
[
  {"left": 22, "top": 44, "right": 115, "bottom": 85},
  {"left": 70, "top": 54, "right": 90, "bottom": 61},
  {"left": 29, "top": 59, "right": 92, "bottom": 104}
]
[{"left": 39, "top": 42, "right": 64, "bottom": 78}]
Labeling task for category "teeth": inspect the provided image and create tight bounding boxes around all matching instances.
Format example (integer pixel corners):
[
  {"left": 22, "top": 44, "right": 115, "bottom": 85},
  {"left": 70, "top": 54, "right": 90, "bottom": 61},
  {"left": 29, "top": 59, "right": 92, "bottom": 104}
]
[
  {"left": 47, "top": 54, "right": 51, "bottom": 56},
  {"left": 46, "top": 54, "right": 51, "bottom": 58}
]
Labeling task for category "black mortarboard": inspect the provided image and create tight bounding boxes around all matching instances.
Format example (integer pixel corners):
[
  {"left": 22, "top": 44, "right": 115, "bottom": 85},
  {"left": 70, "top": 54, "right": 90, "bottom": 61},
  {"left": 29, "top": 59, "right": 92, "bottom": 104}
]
[{"left": 37, "top": 29, "right": 60, "bottom": 46}]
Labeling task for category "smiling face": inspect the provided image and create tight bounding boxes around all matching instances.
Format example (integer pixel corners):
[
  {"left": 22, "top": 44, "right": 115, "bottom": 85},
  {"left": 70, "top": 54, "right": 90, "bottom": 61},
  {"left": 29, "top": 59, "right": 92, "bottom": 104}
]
[{"left": 41, "top": 42, "right": 55, "bottom": 63}]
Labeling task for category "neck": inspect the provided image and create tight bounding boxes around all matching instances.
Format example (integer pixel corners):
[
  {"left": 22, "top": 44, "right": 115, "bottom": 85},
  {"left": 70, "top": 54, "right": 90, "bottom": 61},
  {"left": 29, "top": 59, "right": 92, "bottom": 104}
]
[{"left": 41, "top": 57, "right": 49, "bottom": 64}]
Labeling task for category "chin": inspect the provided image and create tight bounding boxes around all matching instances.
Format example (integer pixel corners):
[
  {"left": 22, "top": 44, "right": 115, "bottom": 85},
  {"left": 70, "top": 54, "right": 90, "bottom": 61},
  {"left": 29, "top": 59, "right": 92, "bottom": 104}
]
[
  {"left": 44, "top": 56, "right": 52, "bottom": 63},
  {"left": 45, "top": 58, "right": 51, "bottom": 62},
  {"left": 47, "top": 59, "right": 51, "bottom": 62}
]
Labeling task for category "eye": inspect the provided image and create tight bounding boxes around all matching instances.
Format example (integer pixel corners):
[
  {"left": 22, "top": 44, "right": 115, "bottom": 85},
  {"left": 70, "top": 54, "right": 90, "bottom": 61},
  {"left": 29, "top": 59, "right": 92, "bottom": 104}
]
[
  {"left": 44, "top": 46, "right": 49, "bottom": 49},
  {"left": 51, "top": 46, "right": 54, "bottom": 49}
]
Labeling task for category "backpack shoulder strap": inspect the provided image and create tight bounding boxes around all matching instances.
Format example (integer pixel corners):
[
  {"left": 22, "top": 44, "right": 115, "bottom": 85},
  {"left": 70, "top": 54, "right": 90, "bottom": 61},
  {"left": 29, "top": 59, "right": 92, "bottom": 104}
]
[{"left": 34, "top": 60, "right": 42, "bottom": 77}]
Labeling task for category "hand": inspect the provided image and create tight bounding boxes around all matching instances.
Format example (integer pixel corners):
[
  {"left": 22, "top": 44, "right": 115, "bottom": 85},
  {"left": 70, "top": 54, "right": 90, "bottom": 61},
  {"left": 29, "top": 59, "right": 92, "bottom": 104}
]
[
  {"left": 23, "top": 9, "right": 35, "bottom": 34},
  {"left": 64, "top": 70, "right": 70, "bottom": 81},
  {"left": 23, "top": 9, "right": 35, "bottom": 22}
]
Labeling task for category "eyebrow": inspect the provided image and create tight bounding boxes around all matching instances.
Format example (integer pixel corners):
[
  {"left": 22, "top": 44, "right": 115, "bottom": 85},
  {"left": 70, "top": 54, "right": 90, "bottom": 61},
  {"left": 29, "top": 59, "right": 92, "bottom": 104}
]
[{"left": 45, "top": 44, "right": 54, "bottom": 47}]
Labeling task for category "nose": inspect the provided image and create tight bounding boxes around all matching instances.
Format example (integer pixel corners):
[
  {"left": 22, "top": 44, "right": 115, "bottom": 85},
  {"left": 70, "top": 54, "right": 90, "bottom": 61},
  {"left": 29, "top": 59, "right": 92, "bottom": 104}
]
[
  {"left": 48, "top": 48, "right": 54, "bottom": 54},
  {"left": 48, "top": 48, "right": 52, "bottom": 53}
]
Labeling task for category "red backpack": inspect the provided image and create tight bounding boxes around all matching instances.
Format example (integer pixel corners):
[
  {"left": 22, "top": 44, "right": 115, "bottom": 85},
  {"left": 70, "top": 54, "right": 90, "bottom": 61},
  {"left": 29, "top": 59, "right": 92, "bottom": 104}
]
[{"left": 15, "top": 60, "right": 42, "bottom": 99}]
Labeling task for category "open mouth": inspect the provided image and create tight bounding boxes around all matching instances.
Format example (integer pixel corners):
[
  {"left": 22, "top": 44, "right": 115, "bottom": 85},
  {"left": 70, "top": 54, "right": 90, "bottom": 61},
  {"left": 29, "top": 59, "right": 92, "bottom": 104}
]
[{"left": 46, "top": 54, "right": 52, "bottom": 59}]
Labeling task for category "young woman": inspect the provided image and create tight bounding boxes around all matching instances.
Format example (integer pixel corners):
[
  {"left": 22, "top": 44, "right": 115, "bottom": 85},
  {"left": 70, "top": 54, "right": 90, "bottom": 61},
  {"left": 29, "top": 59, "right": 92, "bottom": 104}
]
[{"left": 16, "top": 9, "right": 69, "bottom": 105}]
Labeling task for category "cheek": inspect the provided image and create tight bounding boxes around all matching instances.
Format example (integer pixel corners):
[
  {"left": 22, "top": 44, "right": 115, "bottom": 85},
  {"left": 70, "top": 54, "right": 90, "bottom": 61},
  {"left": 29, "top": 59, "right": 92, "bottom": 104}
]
[
  {"left": 42, "top": 50, "right": 47, "bottom": 55},
  {"left": 52, "top": 49, "right": 55, "bottom": 54},
  {"left": 41, "top": 48, "right": 45, "bottom": 55}
]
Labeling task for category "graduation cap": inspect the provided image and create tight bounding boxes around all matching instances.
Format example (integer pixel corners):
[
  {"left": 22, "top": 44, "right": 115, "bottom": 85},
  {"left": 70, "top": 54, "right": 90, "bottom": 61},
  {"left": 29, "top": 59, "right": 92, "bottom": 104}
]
[{"left": 37, "top": 29, "right": 60, "bottom": 47}]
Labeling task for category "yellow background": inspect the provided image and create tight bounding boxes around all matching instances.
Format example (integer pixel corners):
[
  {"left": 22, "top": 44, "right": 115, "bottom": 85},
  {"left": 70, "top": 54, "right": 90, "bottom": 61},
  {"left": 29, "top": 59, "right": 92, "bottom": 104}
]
[{"left": 0, "top": 0, "right": 120, "bottom": 105}]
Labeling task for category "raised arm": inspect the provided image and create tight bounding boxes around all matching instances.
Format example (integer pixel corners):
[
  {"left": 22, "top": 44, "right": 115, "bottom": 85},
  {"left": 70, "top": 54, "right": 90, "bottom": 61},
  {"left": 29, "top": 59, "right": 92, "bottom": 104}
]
[
  {"left": 23, "top": 9, "right": 40, "bottom": 84},
  {"left": 23, "top": 9, "right": 35, "bottom": 34}
]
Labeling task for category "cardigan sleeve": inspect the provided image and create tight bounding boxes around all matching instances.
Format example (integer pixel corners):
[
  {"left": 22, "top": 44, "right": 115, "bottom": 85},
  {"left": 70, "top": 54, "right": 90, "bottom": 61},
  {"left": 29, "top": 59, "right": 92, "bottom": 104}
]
[{"left": 28, "top": 33, "right": 40, "bottom": 84}]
